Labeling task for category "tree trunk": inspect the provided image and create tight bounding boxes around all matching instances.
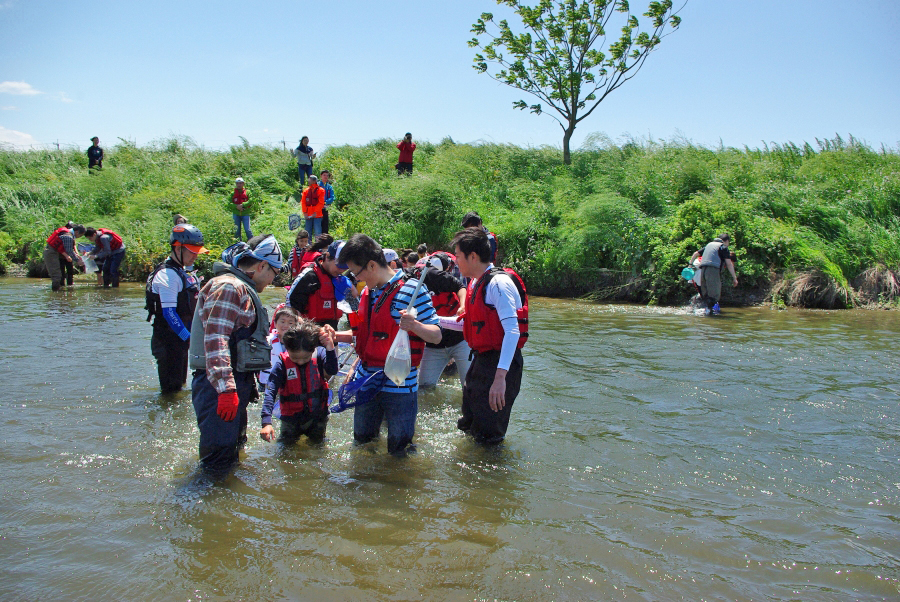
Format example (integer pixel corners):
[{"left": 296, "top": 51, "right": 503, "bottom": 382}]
[{"left": 562, "top": 124, "right": 576, "bottom": 165}]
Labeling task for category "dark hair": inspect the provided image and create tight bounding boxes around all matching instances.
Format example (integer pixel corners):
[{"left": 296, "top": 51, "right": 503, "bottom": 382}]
[
  {"left": 274, "top": 305, "right": 301, "bottom": 324},
  {"left": 84, "top": 227, "right": 97, "bottom": 237},
  {"left": 319, "top": 169, "right": 330, "bottom": 177},
  {"left": 451, "top": 227, "right": 491, "bottom": 263},
  {"left": 281, "top": 319, "right": 321, "bottom": 352},
  {"left": 416, "top": 243, "right": 427, "bottom": 255},
  {"left": 173, "top": 214, "right": 187, "bottom": 225},
  {"left": 72, "top": 224, "right": 85, "bottom": 236},
  {"left": 718, "top": 233, "right": 731, "bottom": 243},
  {"left": 295, "top": 229, "right": 310, "bottom": 246},
  {"left": 406, "top": 252, "right": 419, "bottom": 265},
  {"left": 461, "top": 211, "right": 483, "bottom": 228},
  {"left": 339, "top": 234, "right": 387, "bottom": 269},
  {"left": 310, "top": 233, "right": 333, "bottom": 254},
  {"left": 236, "top": 233, "right": 274, "bottom": 269}
]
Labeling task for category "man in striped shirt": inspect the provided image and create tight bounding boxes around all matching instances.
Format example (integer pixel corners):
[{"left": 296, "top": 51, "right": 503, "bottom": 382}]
[
  {"left": 188, "top": 234, "right": 284, "bottom": 476},
  {"left": 336, "top": 234, "right": 441, "bottom": 456}
]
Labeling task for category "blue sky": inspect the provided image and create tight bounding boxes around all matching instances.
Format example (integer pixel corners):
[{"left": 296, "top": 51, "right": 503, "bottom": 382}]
[{"left": 1, "top": 0, "right": 898, "bottom": 153}]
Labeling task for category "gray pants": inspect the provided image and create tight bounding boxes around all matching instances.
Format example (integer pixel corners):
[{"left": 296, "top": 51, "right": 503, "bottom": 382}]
[
  {"left": 43, "top": 246, "right": 63, "bottom": 291},
  {"left": 700, "top": 266, "right": 722, "bottom": 305},
  {"left": 419, "top": 339, "right": 472, "bottom": 389}
]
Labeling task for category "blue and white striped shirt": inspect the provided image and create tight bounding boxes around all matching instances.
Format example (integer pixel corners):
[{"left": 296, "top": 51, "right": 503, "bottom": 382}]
[{"left": 355, "top": 269, "right": 439, "bottom": 393}]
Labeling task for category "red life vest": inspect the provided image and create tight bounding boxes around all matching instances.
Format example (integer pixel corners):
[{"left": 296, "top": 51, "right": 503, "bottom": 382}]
[
  {"left": 97, "top": 228, "right": 123, "bottom": 251},
  {"left": 290, "top": 248, "right": 322, "bottom": 278},
  {"left": 302, "top": 263, "right": 342, "bottom": 324},
  {"left": 463, "top": 267, "right": 529, "bottom": 353},
  {"left": 46, "top": 227, "right": 71, "bottom": 255},
  {"left": 278, "top": 351, "right": 329, "bottom": 415},
  {"left": 352, "top": 275, "right": 425, "bottom": 368},
  {"left": 431, "top": 290, "right": 460, "bottom": 317}
]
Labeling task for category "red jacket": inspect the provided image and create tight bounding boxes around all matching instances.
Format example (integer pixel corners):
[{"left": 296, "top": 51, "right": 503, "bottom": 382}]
[{"left": 397, "top": 141, "right": 416, "bottom": 163}]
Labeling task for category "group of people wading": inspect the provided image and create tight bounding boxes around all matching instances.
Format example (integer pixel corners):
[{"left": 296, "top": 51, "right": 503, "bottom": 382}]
[
  {"left": 43, "top": 223, "right": 126, "bottom": 290},
  {"left": 133, "top": 211, "right": 525, "bottom": 477}
]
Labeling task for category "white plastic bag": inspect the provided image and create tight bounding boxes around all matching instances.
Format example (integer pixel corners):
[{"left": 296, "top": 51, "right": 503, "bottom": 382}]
[
  {"left": 384, "top": 307, "right": 415, "bottom": 386},
  {"left": 383, "top": 266, "right": 429, "bottom": 386},
  {"left": 81, "top": 253, "right": 98, "bottom": 273}
]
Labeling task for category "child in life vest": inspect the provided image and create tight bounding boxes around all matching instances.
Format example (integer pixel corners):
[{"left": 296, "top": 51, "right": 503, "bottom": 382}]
[
  {"left": 259, "top": 319, "right": 338, "bottom": 444},
  {"left": 259, "top": 306, "right": 300, "bottom": 391}
]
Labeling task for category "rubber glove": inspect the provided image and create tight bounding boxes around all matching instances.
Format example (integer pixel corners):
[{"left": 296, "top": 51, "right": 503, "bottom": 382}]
[{"left": 217, "top": 391, "right": 240, "bottom": 421}]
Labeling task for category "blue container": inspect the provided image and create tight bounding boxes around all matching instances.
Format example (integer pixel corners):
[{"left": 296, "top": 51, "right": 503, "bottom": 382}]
[{"left": 681, "top": 267, "right": 695, "bottom": 281}]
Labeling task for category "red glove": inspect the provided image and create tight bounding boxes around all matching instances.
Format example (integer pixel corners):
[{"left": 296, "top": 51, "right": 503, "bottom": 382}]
[{"left": 217, "top": 391, "right": 240, "bottom": 422}]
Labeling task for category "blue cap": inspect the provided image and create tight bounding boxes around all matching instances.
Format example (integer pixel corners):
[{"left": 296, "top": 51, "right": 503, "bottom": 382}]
[{"left": 326, "top": 239, "right": 347, "bottom": 269}]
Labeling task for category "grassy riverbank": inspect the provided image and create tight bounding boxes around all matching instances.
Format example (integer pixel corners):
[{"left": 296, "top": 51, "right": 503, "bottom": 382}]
[{"left": 1, "top": 134, "right": 898, "bottom": 308}]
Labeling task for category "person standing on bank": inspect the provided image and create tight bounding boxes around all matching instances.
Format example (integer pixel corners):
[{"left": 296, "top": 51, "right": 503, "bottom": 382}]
[
  {"left": 87, "top": 137, "right": 103, "bottom": 169},
  {"left": 291, "top": 136, "right": 316, "bottom": 187},
  {"left": 451, "top": 227, "right": 527, "bottom": 445},
  {"left": 229, "top": 177, "right": 256, "bottom": 242},
  {"left": 188, "top": 234, "right": 284, "bottom": 476},
  {"left": 84, "top": 226, "right": 125, "bottom": 288},
  {"left": 44, "top": 223, "right": 85, "bottom": 291},
  {"left": 396, "top": 133, "right": 416, "bottom": 175},
  {"left": 145, "top": 225, "right": 209, "bottom": 394},
  {"left": 300, "top": 174, "right": 325, "bottom": 237},
  {"left": 335, "top": 234, "right": 442, "bottom": 456},
  {"left": 691, "top": 233, "right": 738, "bottom": 315},
  {"left": 319, "top": 170, "right": 334, "bottom": 234}
]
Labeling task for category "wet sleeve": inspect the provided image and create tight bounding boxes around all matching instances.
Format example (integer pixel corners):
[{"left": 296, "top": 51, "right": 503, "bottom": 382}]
[
  {"left": 261, "top": 358, "right": 286, "bottom": 425},
  {"left": 320, "top": 347, "right": 338, "bottom": 377}
]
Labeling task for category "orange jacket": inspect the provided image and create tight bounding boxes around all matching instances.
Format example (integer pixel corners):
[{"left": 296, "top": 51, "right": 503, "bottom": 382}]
[{"left": 301, "top": 184, "right": 326, "bottom": 218}]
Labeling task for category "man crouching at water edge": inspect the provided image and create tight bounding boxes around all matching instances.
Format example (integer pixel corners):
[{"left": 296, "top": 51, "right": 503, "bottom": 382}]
[
  {"left": 451, "top": 227, "right": 526, "bottom": 445},
  {"left": 188, "top": 234, "right": 283, "bottom": 477},
  {"left": 334, "top": 234, "right": 442, "bottom": 456}
]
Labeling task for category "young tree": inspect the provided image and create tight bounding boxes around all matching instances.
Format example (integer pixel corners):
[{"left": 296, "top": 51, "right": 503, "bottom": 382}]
[{"left": 470, "top": 0, "right": 684, "bottom": 164}]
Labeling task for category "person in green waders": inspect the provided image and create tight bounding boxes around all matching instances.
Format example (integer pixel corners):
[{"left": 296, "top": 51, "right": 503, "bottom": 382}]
[{"left": 690, "top": 233, "right": 738, "bottom": 315}]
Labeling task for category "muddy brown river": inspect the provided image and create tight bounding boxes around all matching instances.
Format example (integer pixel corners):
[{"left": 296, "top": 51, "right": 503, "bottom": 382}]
[{"left": 0, "top": 277, "right": 897, "bottom": 600}]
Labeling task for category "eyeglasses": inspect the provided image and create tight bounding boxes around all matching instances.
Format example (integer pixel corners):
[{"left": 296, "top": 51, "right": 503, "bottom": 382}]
[{"left": 349, "top": 263, "right": 367, "bottom": 280}]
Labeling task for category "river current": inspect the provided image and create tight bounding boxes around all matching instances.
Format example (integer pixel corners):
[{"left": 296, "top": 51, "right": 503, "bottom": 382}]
[{"left": 0, "top": 277, "right": 897, "bottom": 600}]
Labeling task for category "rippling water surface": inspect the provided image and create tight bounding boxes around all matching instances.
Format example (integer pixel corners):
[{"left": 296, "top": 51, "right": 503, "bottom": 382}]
[{"left": 1, "top": 277, "right": 898, "bottom": 600}]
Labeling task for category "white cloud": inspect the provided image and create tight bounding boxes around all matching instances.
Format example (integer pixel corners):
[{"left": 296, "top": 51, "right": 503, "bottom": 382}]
[
  {"left": 0, "top": 81, "right": 42, "bottom": 96},
  {"left": 1, "top": 106, "right": 17, "bottom": 111},
  {"left": 58, "top": 92, "right": 72, "bottom": 103},
  {"left": 0, "top": 2, "right": 15, "bottom": 10},
  {"left": 0, "top": 126, "right": 38, "bottom": 148}
]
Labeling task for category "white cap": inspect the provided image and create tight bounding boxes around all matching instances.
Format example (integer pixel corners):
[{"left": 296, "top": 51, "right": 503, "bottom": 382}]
[
  {"left": 235, "top": 177, "right": 244, "bottom": 183},
  {"left": 383, "top": 248, "right": 399, "bottom": 263}
]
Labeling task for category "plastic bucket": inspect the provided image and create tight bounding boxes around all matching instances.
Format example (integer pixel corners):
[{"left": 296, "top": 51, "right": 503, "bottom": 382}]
[{"left": 681, "top": 267, "right": 695, "bottom": 281}]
